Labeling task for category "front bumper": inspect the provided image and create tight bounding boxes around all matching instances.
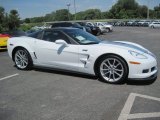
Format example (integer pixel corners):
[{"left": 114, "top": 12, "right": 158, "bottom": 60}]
[
  {"left": 128, "top": 55, "right": 158, "bottom": 80},
  {"left": 129, "top": 71, "right": 158, "bottom": 81},
  {"left": 0, "top": 45, "right": 7, "bottom": 50},
  {"left": 0, "top": 37, "right": 8, "bottom": 50}
]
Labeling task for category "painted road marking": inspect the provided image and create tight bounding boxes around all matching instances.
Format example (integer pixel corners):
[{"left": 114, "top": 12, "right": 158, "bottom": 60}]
[
  {"left": 0, "top": 73, "right": 19, "bottom": 81},
  {"left": 118, "top": 93, "right": 160, "bottom": 120}
]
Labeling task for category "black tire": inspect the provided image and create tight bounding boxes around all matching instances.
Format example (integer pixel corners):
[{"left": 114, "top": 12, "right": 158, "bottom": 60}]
[
  {"left": 96, "top": 55, "right": 128, "bottom": 84},
  {"left": 151, "top": 25, "right": 154, "bottom": 29},
  {"left": 14, "top": 48, "right": 33, "bottom": 70},
  {"left": 96, "top": 31, "right": 101, "bottom": 36}
]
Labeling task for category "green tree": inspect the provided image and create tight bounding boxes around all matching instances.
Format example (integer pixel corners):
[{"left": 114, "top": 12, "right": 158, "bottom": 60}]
[
  {"left": 75, "top": 11, "right": 85, "bottom": 20},
  {"left": 8, "top": 10, "right": 20, "bottom": 30},
  {"left": 109, "top": 0, "right": 140, "bottom": 19},
  {"left": 55, "top": 9, "right": 70, "bottom": 21},
  {"left": 0, "top": 6, "right": 5, "bottom": 32},
  {"left": 154, "top": 5, "right": 160, "bottom": 18},
  {"left": 44, "top": 12, "right": 56, "bottom": 22},
  {"left": 24, "top": 18, "right": 31, "bottom": 23},
  {"left": 84, "top": 9, "right": 102, "bottom": 20}
]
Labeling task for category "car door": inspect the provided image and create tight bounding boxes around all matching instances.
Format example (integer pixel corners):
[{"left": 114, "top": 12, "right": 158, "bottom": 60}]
[
  {"left": 157, "top": 23, "right": 160, "bottom": 28},
  {"left": 35, "top": 30, "right": 79, "bottom": 71}
]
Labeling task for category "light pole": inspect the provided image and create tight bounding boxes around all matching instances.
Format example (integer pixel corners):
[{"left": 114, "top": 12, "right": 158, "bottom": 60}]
[
  {"left": 74, "top": 0, "right": 77, "bottom": 20},
  {"left": 67, "top": 3, "right": 71, "bottom": 21},
  {"left": 147, "top": 0, "right": 150, "bottom": 19}
]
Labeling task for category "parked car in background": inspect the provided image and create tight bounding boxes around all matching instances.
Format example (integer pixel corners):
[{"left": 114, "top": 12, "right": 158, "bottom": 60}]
[
  {"left": 26, "top": 29, "right": 38, "bottom": 35},
  {"left": 131, "top": 20, "right": 140, "bottom": 26},
  {"left": 95, "top": 22, "right": 113, "bottom": 33},
  {"left": 77, "top": 22, "right": 101, "bottom": 36},
  {"left": 149, "top": 22, "right": 160, "bottom": 28},
  {"left": 51, "top": 22, "right": 86, "bottom": 31},
  {"left": 142, "top": 20, "right": 152, "bottom": 27},
  {"left": 5, "top": 30, "right": 27, "bottom": 37},
  {"left": 0, "top": 33, "right": 11, "bottom": 50},
  {"left": 86, "top": 22, "right": 106, "bottom": 34},
  {"left": 137, "top": 20, "right": 147, "bottom": 26},
  {"left": 75, "top": 22, "right": 92, "bottom": 34},
  {"left": 114, "top": 21, "right": 126, "bottom": 26},
  {"left": 152, "top": 20, "right": 160, "bottom": 23},
  {"left": 127, "top": 20, "right": 136, "bottom": 26},
  {"left": 0, "top": 30, "right": 26, "bottom": 50}
]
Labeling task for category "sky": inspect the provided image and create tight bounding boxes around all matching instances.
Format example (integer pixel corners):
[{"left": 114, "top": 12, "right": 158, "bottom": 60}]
[{"left": 1, "top": 0, "right": 160, "bottom": 19}]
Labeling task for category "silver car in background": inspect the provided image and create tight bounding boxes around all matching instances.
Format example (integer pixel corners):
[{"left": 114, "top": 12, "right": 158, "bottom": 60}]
[
  {"left": 149, "top": 22, "right": 160, "bottom": 28},
  {"left": 94, "top": 22, "right": 113, "bottom": 33}
]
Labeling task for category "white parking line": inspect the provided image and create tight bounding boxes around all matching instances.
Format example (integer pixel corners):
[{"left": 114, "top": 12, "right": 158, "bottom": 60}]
[
  {"left": 0, "top": 73, "right": 19, "bottom": 81},
  {"left": 118, "top": 93, "right": 160, "bottom": 120}
]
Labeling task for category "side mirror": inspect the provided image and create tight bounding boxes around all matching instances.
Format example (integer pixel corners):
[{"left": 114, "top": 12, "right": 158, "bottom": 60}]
[{"left": 55, "top": 39, "right": 68, "bottom": 47}]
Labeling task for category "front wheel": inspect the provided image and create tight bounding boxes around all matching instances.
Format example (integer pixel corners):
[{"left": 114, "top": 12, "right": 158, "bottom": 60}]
[
  {"left": 106, "top": 28, "right": 110, "bottom": 33},
  {"left": 97, "top": 55, "right": 128, "bottom": 84},
  {"left": 14, "top": 48, "right": 33, "bottom": 70}
]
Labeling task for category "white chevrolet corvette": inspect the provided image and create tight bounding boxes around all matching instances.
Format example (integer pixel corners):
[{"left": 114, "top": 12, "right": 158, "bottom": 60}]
[{"left": 7, "top": 28, "right": 158, "bottom": 84}]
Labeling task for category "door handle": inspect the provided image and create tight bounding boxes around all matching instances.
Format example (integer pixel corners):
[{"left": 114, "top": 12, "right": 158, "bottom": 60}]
[{"left": 82, "top": 49, "right": 88, "bottom": 52}]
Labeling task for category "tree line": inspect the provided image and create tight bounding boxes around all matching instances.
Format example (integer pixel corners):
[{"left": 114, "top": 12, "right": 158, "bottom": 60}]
[
  {"left": 0, "top": 0, "right": 160, "bottom": 31},
  {"left": 0, "top": 7, "right": 20, "bottom": 32},
  {"left": 24, "top": 0, "right": 160, "bottom": 23}
]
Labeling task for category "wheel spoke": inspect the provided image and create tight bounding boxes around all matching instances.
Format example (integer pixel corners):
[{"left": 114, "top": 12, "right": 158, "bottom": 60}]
[
  {"left": 101, "top": 68, "right": 109, "bottom": 71},
  {"left": 17, "top": 51, "right": 23, "bottom": 59},
  {"left": 113, "top": 72, "right": 116, "bottom": 81},
  {"left": 103, "top": 63, "right": 110, "bottom": 68},
  {"left": 113, "top": 59, "right": 116, "bottom": 66},
  {"left": 107, "top": 60, "right": 112, "bottom": 67},
  {"left": 22, "top": 60, "right": 27, "bottom": 65},
  {"left": 115, "top": 63, "right": 120, "bottom": 68},
  {"left": 114, "top": 71, "right": 122, "bottom": 77},
  {"left": 114, "top": 68, "right": 123, "bottom": 72},
  {"left": 108, "top": 73, "right": 111, "bottom": 81},
  {"left": 16, "top": 54, "right": 22, "bottom": 59},
  {"left": 104, "top": 71, "right": 110, "bottom": 75}
]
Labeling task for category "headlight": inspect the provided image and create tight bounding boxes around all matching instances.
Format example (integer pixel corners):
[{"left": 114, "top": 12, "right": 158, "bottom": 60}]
[{"left": 129, "top": 50, "right": 148, "bottom": 59}]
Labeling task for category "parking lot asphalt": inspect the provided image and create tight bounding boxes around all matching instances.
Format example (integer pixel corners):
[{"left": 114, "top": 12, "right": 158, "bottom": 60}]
[{"left": 0, "top": 27, "right": 160, "bottom": 120}]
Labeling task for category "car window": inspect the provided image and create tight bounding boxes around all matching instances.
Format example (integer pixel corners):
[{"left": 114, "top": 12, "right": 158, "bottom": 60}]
[
  {"left": 63, "top": 29, "right": 101, "bottom": 45},
  {"left": 63, "top": 23, "right": 72, "bottom": 27},
  {"left": 51, "top": 23, "right": 60, "bottom": 27},
  {"left": 87, "top": 23, "right": 92, "bottom": 26},
  {"left": 28, "top": 30, "right": 43, "bottom": 39},
  {"left": 42, "top": 31, "right": 70, "bottom": 43}
]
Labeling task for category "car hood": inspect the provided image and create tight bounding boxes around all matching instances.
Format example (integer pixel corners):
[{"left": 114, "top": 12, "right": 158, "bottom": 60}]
[{"left": 99, "top": 40, "right": 149, "bottom": 53}]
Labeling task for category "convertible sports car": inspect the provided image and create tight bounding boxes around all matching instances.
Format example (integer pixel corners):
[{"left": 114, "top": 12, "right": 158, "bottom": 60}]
[{"left": 7, "top": 28, "right": 158, "bottom": 84}]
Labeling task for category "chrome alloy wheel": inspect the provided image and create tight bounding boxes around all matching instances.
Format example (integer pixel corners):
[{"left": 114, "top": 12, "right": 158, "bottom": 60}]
[
  {"left": 15, "top": 50, "right": 28, "bottom": 69},
  {"left": 100, "top": 58, "right": 124, "bottom": 82}
]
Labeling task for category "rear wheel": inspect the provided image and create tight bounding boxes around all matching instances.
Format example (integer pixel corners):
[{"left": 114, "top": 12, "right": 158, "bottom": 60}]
[
  {"left": 14, "top": 48, "right": 32, "bottom": 70},
  {"left": 96, "top": 30, "right": 101, "bottom": 36},
  {"left": 97, "top": 55, "right": 128, "bottom": 84},
  {"left": 106, "top": 28, "right": 110, "bottom": 33}
]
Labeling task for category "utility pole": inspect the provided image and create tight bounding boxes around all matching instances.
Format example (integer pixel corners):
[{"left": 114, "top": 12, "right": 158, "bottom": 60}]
[
  {"left": 67, "top": 3, "right": 71, "bottom": 21},
  {"left": 74, "top": 0, "right": 77, "bottom": 20},
  {"left": 147, "top": 0, "right": 150, "bottom": 19}
]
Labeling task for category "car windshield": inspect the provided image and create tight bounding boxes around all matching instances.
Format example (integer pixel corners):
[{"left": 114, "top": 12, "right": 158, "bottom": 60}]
[
  {"left": 73, "top": 23, "right": 82, "bottom": 27},
  {"left": 63, "top": 29, "right": 101, "bottom": 45}
]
